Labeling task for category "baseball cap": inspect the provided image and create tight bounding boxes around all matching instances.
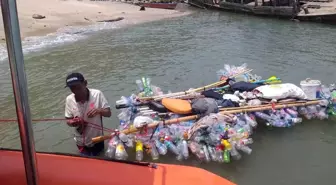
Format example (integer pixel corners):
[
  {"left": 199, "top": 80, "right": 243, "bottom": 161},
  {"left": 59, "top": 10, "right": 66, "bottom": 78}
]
[{"left": 65, "top": 72, "right": 85, "bottom": 88}]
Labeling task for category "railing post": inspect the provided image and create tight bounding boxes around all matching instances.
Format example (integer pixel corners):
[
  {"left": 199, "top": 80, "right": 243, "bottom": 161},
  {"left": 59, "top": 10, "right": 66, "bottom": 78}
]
[{"left": 0, "top": 0, "right": 39, "bottom": 185}]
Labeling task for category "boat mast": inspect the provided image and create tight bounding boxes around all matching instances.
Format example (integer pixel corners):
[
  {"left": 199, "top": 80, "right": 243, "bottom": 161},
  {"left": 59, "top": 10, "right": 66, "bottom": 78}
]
[{"left": 0, "top": 0, "right": 39, "bottom": 185}]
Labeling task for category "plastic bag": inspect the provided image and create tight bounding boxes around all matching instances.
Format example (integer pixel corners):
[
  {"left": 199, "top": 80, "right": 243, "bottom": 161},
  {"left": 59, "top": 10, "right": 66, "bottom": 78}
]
[{"left": 254, "top": 83, "right": 308, "bottom": 100}]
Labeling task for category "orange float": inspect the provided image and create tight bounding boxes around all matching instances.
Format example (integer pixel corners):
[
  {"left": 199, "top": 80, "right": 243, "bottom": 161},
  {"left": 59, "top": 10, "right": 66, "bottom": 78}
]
[
  {"left": 0, "top": 149, "right": 236, "bottom": 185},
  {"left": 161, "top": 98, "right": 192, "bottom": 114}
]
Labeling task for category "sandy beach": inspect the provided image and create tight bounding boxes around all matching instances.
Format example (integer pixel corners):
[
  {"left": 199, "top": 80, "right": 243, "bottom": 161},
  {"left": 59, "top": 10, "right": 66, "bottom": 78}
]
[{"left": 0, "top": 0, "right": 190, "bottom": 41}]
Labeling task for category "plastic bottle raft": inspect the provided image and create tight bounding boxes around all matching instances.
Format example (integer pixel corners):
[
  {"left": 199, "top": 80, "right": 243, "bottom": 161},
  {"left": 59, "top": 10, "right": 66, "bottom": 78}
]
[{"left": 100, "top": 64, "right": 336, "bottom": 163}]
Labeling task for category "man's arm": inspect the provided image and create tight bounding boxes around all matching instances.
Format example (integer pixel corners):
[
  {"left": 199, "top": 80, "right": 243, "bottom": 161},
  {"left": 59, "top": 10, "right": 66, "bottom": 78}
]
[
  {"left": 87, "top": 90, "right": 111, "bottom": 118},
  {"left": 65, "top": 97, "right": 77, "bottom": 127},
  {"left": 99, "top": 91, "right": 111, "bottom": 117},
  {"left": 98, "top": 107, "right": 111, "bottom": 117}
]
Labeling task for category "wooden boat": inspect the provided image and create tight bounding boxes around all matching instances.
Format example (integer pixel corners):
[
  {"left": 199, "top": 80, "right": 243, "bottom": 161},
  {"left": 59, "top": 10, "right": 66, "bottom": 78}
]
[
  {"left": 188, "top": 0, "right": 336, "bottom": 23},
  {"left": 139, "top": 2, "right": 178, "bottom": 9},
  {"left": 0, "top": 1, "right": 235, "bottom": 185},
  {"left": 1, "top": 149, "right": 235, "bottom": 185}
]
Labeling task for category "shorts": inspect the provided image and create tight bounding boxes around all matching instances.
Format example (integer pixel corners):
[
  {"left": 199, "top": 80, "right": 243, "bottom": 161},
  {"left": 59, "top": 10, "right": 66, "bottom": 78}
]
[{"left": 77, "top": 141, "right": 104, "bottom": 156}]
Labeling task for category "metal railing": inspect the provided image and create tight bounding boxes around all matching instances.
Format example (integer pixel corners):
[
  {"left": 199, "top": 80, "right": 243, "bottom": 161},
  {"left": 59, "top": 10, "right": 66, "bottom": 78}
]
[{"left": 0, "top": 0, "right": 39, "bottom": 185}]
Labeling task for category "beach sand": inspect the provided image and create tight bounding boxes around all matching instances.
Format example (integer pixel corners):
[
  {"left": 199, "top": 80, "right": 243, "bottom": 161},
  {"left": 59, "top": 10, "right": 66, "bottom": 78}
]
[{"left": 0, "top": 0, "right": 190, "bottom": 41}]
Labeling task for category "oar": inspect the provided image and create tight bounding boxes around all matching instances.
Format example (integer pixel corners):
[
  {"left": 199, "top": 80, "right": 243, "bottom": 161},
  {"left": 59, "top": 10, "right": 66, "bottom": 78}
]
[
  {"left": 253, "top": 76, "right": 281, "bottom": 84},
  {"left": 213, "top": 76, "right": 281, "bottom": 91}
]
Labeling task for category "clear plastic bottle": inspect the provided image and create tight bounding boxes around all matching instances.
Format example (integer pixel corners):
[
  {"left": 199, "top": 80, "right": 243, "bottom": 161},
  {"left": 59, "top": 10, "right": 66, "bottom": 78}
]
[
  {"left": 240, "top": 138, "right": 253, "bottom": 145},
  {"left": 244, "top": 113, "right": 258, "bottom": 128},
  {"left": 285, "top": 108, "right": 299, "bottom": 118},
  {"left": 181, "top": 140, "right": 189, "bottom": 159},
  {"left": 119, "top": 133, "right": 133, "bottom": 148},
  {"left": 203, "top": 145, "right": 211, "bottom": 163},
  {"left": 105, "top": 137, "right": 119, "bottom": 158},
  {"left": 115, "top": 142, "right": 128, "bottom": 160},
  {"left": 189, "top": 141, "right": 205, "bottom": 160},
  {"left": 164, "top": 139, "right": 179, "bottom": 156},
  {"left": 207, "top": 145, "right": 217, "bottom": 162},
  {"left": 215, "top": 146, "right": 224, "bottom": 163},
  {"left": 236, "top": 144, "right": 252, "bottom": 155},
  {"left": 229, "top": 143, "right": 241, "bottom": 160},
  {"left": 155, "top": 139, "right": 167, "bottom": 155},
  {"left": 136, "top": 79, "right": 144, "bottom": 92},
  {"left": 176, "top": 141, "right": 183, "bottom": 161},
  {"left": 150, "top": 142, "right": 160, "bottom": 160},
  {"left": 135, "top": 140, "right": 144, "bottom": 161}
]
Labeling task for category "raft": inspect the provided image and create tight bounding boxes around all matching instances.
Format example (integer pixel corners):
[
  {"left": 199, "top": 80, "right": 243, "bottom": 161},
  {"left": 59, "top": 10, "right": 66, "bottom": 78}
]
[{"left": 94, "top": 63, "right": 336, "bottom": 164}]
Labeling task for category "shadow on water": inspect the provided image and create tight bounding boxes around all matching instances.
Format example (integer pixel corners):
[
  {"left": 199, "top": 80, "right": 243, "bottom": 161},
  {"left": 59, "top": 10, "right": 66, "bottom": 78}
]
[{"left": 0, "top": 11, "right": 335, "bottom": 185}]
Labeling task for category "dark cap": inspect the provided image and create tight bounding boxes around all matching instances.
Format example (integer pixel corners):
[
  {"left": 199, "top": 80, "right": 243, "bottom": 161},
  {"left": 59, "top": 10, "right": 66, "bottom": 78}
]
[{"left": 65, "top": 72, "right": 85, "bottom": 88}]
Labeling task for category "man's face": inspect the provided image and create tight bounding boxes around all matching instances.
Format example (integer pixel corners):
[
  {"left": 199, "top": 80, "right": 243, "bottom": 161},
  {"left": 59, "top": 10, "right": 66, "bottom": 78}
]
[{"left": 69, "top": 83, "right": 86, "bottom": 96}]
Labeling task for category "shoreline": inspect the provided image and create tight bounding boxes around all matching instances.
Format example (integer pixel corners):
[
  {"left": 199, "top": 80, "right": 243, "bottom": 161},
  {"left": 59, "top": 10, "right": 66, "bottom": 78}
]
[{"left": 0, "top": 0, "right": 192, "bottom": 43}]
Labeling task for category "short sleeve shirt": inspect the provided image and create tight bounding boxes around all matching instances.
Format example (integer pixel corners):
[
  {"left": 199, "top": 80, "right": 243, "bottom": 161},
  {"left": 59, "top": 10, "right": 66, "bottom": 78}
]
[{"left": 65, "top": 88, "right": 110, "bottom": 147}]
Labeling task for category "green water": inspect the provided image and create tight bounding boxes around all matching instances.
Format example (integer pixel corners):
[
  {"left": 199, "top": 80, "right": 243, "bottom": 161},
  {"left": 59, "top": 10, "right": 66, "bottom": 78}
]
[{"left": 0, "top": 10, "right": 336, "bottom": 185}]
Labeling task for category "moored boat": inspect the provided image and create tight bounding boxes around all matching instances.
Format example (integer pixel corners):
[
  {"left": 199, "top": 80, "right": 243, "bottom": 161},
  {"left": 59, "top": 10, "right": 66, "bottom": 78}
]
[{"left": 138, "top": 2, "right": 178, "bottom": 9}]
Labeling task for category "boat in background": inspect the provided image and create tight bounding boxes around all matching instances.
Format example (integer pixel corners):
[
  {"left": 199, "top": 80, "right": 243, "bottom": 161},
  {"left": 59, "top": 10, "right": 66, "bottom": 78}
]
[
  {"left": 142, "top": 2, "right": 178, "bottom": 9},
  {"left": 0, "top": 0, "right": 236, "bottom": 185},
  {"left": 134, "top": 1, "right": 179, "bottom": 10}
]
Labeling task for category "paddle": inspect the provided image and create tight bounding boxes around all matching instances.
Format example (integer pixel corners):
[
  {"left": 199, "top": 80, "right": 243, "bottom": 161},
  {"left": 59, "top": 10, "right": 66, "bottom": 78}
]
[{"left": 213, "top": 76, "right": 281, "bottom": 91}]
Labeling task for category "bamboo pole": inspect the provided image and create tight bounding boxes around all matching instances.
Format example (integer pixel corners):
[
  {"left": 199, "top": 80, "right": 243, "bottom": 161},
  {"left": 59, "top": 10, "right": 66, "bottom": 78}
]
[
  {"left": 219, "top": 100, "right": 319, "bottom": 111},
  {"left": 138, "top": 69, "right": 253, "bottom": 101},
  {"left": 220, "top": 100, "right": 321, "bottom": 114},
  {"left": 91, "top": 115, "right": 199, "bottom": 143}
]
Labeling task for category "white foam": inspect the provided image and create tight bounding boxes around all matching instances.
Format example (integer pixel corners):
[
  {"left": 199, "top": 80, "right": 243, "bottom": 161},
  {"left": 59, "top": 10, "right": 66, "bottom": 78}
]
[{"left": 0, "top": 20, "right": 126, "bottom": 62}]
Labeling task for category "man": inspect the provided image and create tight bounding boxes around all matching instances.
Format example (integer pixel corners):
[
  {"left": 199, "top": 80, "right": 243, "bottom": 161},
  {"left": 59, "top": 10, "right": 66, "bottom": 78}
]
[{"left": 64, "top": 72, "right": 111, "bottom": 156}]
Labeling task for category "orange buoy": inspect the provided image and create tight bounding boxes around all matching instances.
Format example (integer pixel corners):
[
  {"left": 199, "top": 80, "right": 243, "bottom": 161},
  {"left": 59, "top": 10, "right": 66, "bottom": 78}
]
[{"left": 161, "top": 98, "right": 192, "bottom": 114}]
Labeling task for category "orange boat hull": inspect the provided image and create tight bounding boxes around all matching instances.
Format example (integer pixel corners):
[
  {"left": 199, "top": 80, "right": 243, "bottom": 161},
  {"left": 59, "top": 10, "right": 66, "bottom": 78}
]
[{"left": 0, "top": 149, "right": 236, "bottom": 185}]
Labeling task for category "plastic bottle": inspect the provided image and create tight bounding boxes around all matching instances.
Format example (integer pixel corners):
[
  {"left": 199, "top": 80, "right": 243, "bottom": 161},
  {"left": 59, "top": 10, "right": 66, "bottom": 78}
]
[
  {"left": 207, "top": 145, "right": 217, "bottom": 162},
  {"left": 135, "top": 140, "right": 144, "bottom": 161},
  {"left": 223, "top": 149, "right": 231, "bottom": 163},
  {"left": 181, "top": 140, "right": 189, "bottom": 159},
  {"left": 164, "top": 138, "right": 179, "bottom": 155},
  {"left": 176, "top": 141, "right": 184, "bottom": 161},
  {"left": 105, "top": 137, "right": 119, "bottom": 158},
  {"left": 119, "top": 133, "right": 133, "bottom": 148},
  {"left": 240, "top": 138, "right": 253, "bottom": 145},
  {"left": 115, "top": 142, "right": 128, "bottom": 160},
  {"left": 229, "top": 143, "right": 241, "bottom": 160},
  {"left": 244, "top": 113, "right": 258, "bottom": 127},
  {"left": 236, "top": 144, "right": 252, "bottom": 155},
  {"left": 284, "top": 108, "right": 299, "bottom": 118},
  {"left": 155, "top": 139, "right": 167, "bottom": 155},
  {"left": 221, "top": 139, "right": 232, "bottom": 150},
  {"left": 189, "top": 141, "right": 205, "bottom": 160},
  {"left": 215, "top": 146, "right": 224, "bottom": 163},
  {"left": 136, "top": 79, "right": 144, "bottom": 92},
  {"left": 203, "top": 145, "right": 211, "bottom": 163},
  {"left": 149, "top": 142, "right": 159, "bottom": 160}
]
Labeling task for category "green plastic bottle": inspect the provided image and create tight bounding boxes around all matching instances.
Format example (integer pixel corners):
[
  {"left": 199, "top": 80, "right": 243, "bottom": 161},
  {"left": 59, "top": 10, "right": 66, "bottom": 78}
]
[{"left": 223, "top": 149, "right": 230, "bottom": 163}]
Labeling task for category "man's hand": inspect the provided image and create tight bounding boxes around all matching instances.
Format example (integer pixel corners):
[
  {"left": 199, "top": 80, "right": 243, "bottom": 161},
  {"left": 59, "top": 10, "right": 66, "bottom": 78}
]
[
  {"left": 87, "top": 108, "right": 101, "bottom": 118},
  {"left": 66, "top": 117, "right": 85, "bottom": 127},
  {"left": 87, "top": 108, "right": 111, "bottom": 118}
]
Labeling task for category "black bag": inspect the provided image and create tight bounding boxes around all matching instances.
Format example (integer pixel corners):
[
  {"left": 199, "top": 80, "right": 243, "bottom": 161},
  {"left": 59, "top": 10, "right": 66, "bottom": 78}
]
[{"left": 191, "top": 98, "right": 219, "bottom": 116}]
